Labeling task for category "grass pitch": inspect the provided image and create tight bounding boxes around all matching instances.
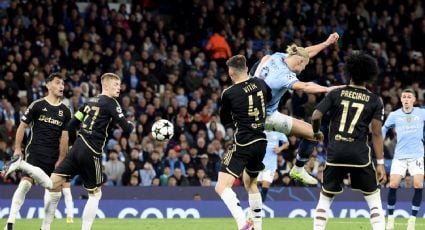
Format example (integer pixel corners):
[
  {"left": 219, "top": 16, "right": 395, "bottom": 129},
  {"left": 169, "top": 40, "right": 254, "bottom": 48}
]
[{"left": 6, "top": 217, "right": 425, "bottom": 229}]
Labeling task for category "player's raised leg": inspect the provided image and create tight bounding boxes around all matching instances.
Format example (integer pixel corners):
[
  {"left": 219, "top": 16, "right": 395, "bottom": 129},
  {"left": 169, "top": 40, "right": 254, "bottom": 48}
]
[
  {"left": 289, "top": 118, "right": 319, "bottom": 185},
  {"left": 3, "top": 156, "right": 53, "bottom": 189},
  {"left": 265, "top": 112, "right": 318, "bottom": 185}
]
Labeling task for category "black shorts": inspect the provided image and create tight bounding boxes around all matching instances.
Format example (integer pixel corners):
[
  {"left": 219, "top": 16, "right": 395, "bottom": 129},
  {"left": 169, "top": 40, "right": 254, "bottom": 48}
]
[
  {"left": 220, "top": 140, "right": 267, "bottom": 178},
  {"left": 54, "top": 138, "right": 103, "bottom": 190},
  {"left": 322, "top": 163, "right": 379, "bottom": 194},
  {"left": 23, "top": 151, "right": 58, "bottom": 177}
]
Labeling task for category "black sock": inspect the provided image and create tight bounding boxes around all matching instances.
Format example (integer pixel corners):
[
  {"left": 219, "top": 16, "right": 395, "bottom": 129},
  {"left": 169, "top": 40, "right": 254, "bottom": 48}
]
[
  {"left": 387, "top": 188, "right": 397, "bottom": 215},
  {"left": 295, "top": 139, "right": 316, "bottom": 167},
  {"left": 411, "top": 188, "right": 423, "bottom": 216},
  {"left": 261, "top": 187, "right": 269, "bottom": 202}
]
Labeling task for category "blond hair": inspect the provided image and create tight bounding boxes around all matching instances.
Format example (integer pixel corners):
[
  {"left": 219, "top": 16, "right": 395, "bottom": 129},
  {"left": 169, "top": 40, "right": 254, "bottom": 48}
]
[
  {"left": 286, "top": 44, "right": 309, "bottom": 62},
  {"left": 101, "top": 73, "right": 120, "bottom": 84}
]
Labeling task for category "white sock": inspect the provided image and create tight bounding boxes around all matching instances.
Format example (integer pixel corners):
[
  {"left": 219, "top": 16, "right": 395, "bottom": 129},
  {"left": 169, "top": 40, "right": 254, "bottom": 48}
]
[
  {"left": 82, "top": 190, "right": 102, "bottom": 230},
  {"left": 7, "top": 180, "right": 32, "bottom": 223},
  {"left": 43, "top": 189, "right": 49, "bottom": 208},
  {"left": 19, "top": 161, "right": 52, "bottom": 189},
  {"left": 248, "top": 193, "right": 262, "bottom": 230},
  {"left": 220, "top": 188, "right": 246, "bottom": 229},
  {"left": 314, "top": 193, "right": 334, "bottom": 230},
  {"left": 364, "top": 190, "right": 385, "bottom": 230},
  {"left": 41, "top": 191, "right": 62, "bottom": 230},
  {"left": 62, "top": 187, "right": 74, "bottom": 218}
]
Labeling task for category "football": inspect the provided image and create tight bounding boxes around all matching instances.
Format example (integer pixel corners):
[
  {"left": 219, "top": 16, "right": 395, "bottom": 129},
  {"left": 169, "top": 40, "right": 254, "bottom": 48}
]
[{"left": 151, "top": 119, "right": 174, "bottom": 141}]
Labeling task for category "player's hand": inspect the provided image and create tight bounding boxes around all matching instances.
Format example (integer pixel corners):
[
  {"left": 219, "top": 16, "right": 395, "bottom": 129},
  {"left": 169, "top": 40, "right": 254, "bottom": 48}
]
[
  {"left": 326, "top": 85, "right": 346, "bottom": 93},
  {"left": 273, "top": 147, "right": 281, "bottom": 154},
  {"left": 376, "top": 164, "right": 386, "bottom": 184},
  {"left": 313, "top": 131, "right": 324, "bottom": 142},
  {"left": 324, "top": 32, "right": 339, "bottom": 46},
  {"left": 12, "top": 149, "right": 23, "bottom": 158}
]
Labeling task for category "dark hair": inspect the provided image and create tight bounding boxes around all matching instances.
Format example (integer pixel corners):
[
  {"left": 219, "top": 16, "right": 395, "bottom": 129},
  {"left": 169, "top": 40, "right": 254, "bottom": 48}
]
[
  {"left": 46, "top": 72, "right": 63, "bottom": 82},
  {"left": 226, "top": 55, "right": 247, "bottom": 71},
  {"left": 345, "top": 52, "right": 378, "bottom": 85}
]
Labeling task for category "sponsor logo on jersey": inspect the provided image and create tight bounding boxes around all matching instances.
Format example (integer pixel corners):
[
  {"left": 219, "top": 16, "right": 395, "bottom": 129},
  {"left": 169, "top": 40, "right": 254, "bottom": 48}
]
[
  {"left": 42, "top": 108, "right": 48, "bottom": 112},
  {"left": 58, "top": 110, "right": 63, "bottom": 116},
  {"left": 38, "top": 114, "right": 63, "bottom": 126}
]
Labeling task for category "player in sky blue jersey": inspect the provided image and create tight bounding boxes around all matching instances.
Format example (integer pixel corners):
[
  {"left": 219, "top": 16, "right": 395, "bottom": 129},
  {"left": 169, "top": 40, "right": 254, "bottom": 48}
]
[
  {"left": 382, "top": 89, "right": 425, "bottom": 230},
  {"left": 257, "top": 131, "right": 288, "bottom": 201},
  {"left": 250, "top": 32, "right": 342, "bottom": 185}
]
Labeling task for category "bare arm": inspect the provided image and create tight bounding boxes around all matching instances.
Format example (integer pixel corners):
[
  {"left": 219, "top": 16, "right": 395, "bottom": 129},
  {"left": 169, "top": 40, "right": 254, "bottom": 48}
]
[
  {"left": 371, "top": 118, "right": 386, "bottom": 183},
  {"left": 292, "top": 81, "right": 345, "bottom": 94},
  {"left": 273, "top": 143, "right": 289, "bottom": 154},
  {"left": 56, "top": 130, "right": 69, "bottom": 168},
  {"left": 292, "top": 81, "right": 328, "bottom": 94},
  {"left": 311, "top": 110, "right": 323, "bottom": 132},
  {"left": 13, "top": 122, "right": 29, "bottom": 157},
  {"left": 305, "top": 32, "right": 339, "bottom": 58}
]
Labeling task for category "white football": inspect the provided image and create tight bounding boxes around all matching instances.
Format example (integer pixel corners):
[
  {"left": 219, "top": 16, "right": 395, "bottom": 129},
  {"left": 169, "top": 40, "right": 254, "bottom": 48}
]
[{"left": 151, "top": 119, "right": 174, "bottom": 141}]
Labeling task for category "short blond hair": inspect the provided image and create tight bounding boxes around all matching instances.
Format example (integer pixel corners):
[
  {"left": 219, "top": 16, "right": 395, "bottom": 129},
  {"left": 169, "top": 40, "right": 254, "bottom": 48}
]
[
  {"left": 100, "top": 73, "right": 120, "bottom": 84},
  {"left": 286, "top": 44, "right": 309, "bottom": 62}
]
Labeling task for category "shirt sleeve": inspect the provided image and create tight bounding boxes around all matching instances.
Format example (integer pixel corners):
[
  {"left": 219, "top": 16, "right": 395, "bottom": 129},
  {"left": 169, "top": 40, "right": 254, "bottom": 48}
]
[
  {"left": 62, "top": 107, "right": 72, "bottom": 131},
  {"left": 283, "top": 72, "right": 299, "bottom": 89},
  {"left": 219, "top": 89, "right": 233, "bottom": 128},
  {"left": 21, "top": 100, "right": 39, "bottom": 125},
  {"left": 110, "top": 98, "right": 134, "bottom": 133}
]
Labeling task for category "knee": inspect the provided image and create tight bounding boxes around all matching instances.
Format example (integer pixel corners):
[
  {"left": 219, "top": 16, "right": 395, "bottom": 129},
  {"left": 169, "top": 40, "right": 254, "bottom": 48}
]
[
  {"left": 88, "top": 188, "right": 102, "bottom": 200},
  {"left": 214, "top": 183, "right": 223, "bottom": 195},
  {"left": 389, "top": 182, "right": 399, "bottom": 189},
  {"left": 413, "top": 182, "right": 423, "bottom": 189}
]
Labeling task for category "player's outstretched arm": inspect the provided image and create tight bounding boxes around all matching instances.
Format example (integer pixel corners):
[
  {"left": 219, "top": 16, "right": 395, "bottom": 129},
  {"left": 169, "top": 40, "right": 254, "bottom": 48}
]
[
  {"left": 305, "top": 32, "right": 339, "bottom": 58},
  {"left": 292, "top": 81, "right": 344, "bottom": 94}
]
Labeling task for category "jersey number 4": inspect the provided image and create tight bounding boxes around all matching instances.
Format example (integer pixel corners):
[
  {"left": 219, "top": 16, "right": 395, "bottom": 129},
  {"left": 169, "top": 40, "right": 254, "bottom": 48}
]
[
  {"left": 339, "top": 100, "right": 364, "bottom": 134},
  {"left": 248, "top": 91, "right": 265, "bottom": 121}
]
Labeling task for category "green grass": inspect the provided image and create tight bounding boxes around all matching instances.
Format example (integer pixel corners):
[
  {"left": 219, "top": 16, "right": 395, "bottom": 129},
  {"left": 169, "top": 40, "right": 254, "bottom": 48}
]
[{"left": 7, "top": 217, "right": 425, "bottom": 230}]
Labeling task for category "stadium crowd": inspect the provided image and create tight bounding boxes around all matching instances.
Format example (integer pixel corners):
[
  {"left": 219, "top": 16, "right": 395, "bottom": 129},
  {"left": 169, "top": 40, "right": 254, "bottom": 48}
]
[{"left": 0, "top": 0, "right": 424, "bottom": 188}]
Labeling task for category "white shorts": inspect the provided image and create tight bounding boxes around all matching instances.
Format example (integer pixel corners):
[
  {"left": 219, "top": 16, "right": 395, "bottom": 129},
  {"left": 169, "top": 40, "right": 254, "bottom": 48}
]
[
  {"left": 390, "top": 158, "right": 424, "bottom": 177},
  {"left": 265, "top": 111, "right": 293, "bottom": 135},
  {"left": 257, "top": 169, "right": 275, "bottom": 183}
]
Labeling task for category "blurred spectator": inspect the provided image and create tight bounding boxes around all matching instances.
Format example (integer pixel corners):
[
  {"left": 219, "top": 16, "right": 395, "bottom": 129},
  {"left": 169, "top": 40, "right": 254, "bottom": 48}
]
[
  {"left": 173, "top": 167, "right": 189, "bottom": 186},
  {"left": 139, "top": 162, "right": 156, "bottom": 186},
  {"left": 121, "top": 161, "right": 139, "bottom": 186},
  {"left": 104, "top": 150, "right": 126, "bottom": 186},
  {"left": 205, "top": 30, "right": 232, "bottom": 68}
]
